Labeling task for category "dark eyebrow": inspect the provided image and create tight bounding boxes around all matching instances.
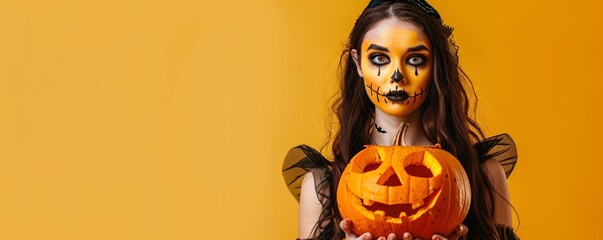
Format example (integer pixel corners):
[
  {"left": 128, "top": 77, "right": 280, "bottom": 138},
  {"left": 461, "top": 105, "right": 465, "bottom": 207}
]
[
  {"left": 367, "top": 44, "right": 389, "bottom": 52},
  {"left": 408, "top": 45, "right": 430, "bottom": 52}
]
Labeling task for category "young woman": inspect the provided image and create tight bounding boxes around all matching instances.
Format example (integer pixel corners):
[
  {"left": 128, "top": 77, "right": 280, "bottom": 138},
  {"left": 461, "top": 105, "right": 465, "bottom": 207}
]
[{"left": 283, "top": 1, "right": 519, "bottom": 239}]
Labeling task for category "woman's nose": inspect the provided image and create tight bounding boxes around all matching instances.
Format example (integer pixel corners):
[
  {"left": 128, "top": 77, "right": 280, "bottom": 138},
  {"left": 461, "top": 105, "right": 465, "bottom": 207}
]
[{"left": 391, "top": 68, "right": 404, "bottom": 83}]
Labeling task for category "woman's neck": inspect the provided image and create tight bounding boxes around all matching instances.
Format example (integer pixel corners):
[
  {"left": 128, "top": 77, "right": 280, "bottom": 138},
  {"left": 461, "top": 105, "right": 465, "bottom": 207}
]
[{"left": 370, "top": 107, "right": 433, "bottom": 146}]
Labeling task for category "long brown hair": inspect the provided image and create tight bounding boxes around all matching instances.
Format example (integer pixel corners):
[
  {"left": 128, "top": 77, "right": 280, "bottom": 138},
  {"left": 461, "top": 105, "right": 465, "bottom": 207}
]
[{"left": 325, "top": 2, "right": 502, "bottom": 239}]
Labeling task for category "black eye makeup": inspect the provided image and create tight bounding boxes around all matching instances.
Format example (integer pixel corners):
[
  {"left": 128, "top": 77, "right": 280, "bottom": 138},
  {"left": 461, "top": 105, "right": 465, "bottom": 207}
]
[
  {"left": 406, "top": 55, "right": 426, "bottom": 66},
  {"left": 368, "top": 53, "right": 428, "bottom": 66},
  {"left": 369, "top": 53, "right": 390, "bottom": 65}
]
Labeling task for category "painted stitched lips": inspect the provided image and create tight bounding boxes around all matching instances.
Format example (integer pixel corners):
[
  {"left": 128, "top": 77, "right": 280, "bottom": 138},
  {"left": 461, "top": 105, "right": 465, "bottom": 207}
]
[
  {"left": 385, "top": 90, "right": 409, "bottom": 102},
  {"left": 336, "top": 144, "right": 471, "bottom": 239},
  {"left": 365, "top": 83, "right": 428, "bottom": 105}
]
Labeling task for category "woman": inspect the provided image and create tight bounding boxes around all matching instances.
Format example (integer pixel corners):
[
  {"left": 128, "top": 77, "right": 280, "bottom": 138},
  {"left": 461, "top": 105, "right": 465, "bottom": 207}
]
[{"left": 283, "top": 1, "right": 519, "bottom": 239}]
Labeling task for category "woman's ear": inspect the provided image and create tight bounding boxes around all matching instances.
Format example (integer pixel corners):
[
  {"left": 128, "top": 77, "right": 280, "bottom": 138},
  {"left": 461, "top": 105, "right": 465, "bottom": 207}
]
[{"left": 351, "top": 49, "right": 363, "bottom": 78}]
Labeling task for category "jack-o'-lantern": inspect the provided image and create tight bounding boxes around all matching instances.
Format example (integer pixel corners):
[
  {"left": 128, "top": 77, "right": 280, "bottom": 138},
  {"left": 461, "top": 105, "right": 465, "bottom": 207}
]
[{"left": 337, "top": 123, "right": 471, "bottom": 239}]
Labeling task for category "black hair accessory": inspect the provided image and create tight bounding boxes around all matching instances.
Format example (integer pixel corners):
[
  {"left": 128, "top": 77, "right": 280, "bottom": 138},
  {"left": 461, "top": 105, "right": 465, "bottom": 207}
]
[{"left": 367, "top": 0, "right": 442, "bottom": 20}]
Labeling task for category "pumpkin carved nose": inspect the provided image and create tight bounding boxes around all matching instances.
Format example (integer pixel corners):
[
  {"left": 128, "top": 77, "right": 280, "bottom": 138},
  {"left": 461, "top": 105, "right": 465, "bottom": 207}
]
[{"left": 377, "top": 167, "right": 402, "bottom": 186}]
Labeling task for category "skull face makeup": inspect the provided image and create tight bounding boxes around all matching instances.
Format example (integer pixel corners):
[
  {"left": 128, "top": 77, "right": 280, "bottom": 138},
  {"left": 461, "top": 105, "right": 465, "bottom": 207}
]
[{"left": 352, "top": 18, "right": 433, "bottom": 117}]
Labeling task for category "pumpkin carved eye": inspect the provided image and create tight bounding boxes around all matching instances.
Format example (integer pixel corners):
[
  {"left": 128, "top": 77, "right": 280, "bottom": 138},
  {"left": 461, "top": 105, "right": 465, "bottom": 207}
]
[
  {"left": 405, "top": 164, "right": 433, "bottom": 177},
  {"left": 350, "top": 147, "right": 383, "bottom": 173},
  {"left": 403, "top": 151, "right": 441, "bottom": 178},
  {"left": 363, "top": 163, "right": 381, "bottom": 172}
]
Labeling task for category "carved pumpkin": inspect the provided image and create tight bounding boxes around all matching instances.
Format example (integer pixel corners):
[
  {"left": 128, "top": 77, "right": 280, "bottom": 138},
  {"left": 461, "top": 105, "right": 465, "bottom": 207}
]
[{"left": 337, "top": 123, "right": 471, "bottom": 239}]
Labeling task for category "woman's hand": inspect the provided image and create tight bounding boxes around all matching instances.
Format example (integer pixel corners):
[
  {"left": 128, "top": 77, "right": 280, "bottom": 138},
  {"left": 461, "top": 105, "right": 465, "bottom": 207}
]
[
  {"left": 340, "top": 219, "right": 396, "bottom": 240},
  {"left": 401, "top": 225, "right": 468, "bottom": 240}
]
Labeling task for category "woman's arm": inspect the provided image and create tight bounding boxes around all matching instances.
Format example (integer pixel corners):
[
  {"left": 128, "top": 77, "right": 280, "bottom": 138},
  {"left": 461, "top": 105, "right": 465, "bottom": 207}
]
[
  {"left": 300, "top": 172, "right": 376, "bottom": 240},
  {"left": 299, "top": 172, "right": 323, "bottom": 239},
  {"left": 481, "top": 158, "right": 513, "bottom": 226}
]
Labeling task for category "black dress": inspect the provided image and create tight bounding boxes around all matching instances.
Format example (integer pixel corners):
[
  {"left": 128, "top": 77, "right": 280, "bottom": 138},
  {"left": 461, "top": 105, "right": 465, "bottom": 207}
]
[{"left": 282, "top": 134, "right": 520, "bottom": 240}]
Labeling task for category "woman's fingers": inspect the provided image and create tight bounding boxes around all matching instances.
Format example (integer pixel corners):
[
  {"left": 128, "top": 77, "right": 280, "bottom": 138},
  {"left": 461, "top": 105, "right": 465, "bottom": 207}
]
[
  {"left": 376, "top": 233, "right": 396, "bottom": 240},
  {"left": 458, "top": 224, "right": 468, "bottom": 236},
  {"left": 358, "top": 232, "right": 373, "bottom": 240},
  {"left": 339, "top": 219, "right": 358, "bottom": 239},
  {"left": 431, "top": 234, "right": 446, "bottom": 240},
  {"left": 445, "top": 224, "right": 468, "bottom": 240},
  {"left": 340, "top": 218, "right": 373, "bottom": 240},
  {"left": 399, "top": 225, "right": 469, "bottom": 240}
]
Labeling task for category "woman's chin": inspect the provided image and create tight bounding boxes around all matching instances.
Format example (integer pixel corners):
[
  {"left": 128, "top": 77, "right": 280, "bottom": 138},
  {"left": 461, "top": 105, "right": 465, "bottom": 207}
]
[{"left": 376, "top": 103, "right": 421, "bottom": 118}]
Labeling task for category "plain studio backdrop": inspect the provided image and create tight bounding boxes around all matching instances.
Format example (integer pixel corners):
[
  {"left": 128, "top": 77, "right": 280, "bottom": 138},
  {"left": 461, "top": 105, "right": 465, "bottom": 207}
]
[{"left": 0, "top": 0, "right": 602, "bottom": 239}]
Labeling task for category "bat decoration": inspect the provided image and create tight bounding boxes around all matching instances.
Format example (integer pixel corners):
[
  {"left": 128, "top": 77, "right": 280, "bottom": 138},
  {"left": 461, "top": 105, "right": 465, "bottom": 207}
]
[{"left": 375, "top": 123, "right": 387, "bottom": 134}]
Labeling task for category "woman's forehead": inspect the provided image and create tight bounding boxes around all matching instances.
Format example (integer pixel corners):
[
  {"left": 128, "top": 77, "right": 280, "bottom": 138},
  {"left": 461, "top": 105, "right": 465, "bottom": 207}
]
[{"left": 362, "top": 18, "right": 430, "bottom": 49}]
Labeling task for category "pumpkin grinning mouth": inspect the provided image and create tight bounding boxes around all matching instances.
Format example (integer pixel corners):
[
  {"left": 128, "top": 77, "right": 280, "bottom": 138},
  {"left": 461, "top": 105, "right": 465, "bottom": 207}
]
[{"left": 360, "top": 187, "right": 441, "bottom": 220}]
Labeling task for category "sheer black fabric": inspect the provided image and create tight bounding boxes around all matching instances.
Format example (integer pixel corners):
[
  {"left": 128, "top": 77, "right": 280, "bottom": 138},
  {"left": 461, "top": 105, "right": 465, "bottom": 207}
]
[
  {"left": 474, "top": 133, "right": 518, "bottom": 178},
  {"left": 283, "top": 134, "right": 519, "bottom": 239}
]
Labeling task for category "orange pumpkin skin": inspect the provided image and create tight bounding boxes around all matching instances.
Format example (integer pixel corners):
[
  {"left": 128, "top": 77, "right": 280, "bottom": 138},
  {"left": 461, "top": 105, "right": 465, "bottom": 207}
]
[{"left": 337, "top": 145, "right": 471, "bottom": 239}]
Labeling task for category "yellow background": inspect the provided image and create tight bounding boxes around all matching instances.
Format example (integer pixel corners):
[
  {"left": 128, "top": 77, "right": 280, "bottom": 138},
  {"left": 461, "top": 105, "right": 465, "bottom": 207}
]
[{"left": 0, "top": 0, "right": 601, "bottom": 239}]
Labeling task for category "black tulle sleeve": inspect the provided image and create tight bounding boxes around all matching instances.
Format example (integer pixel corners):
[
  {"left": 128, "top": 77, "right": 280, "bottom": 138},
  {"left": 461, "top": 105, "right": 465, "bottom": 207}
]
[
  {"left": 282, "top": 145, "right": 332, "bottom": 202},
  {"left": 474, "top": 133, "right": 518, "bottom": 178}
]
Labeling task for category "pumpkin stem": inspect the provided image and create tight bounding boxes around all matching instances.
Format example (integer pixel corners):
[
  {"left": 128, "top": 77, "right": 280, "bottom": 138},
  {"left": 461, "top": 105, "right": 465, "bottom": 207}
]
[{"left": 392, "top": 122, "right": 410, "bottom": 146}]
